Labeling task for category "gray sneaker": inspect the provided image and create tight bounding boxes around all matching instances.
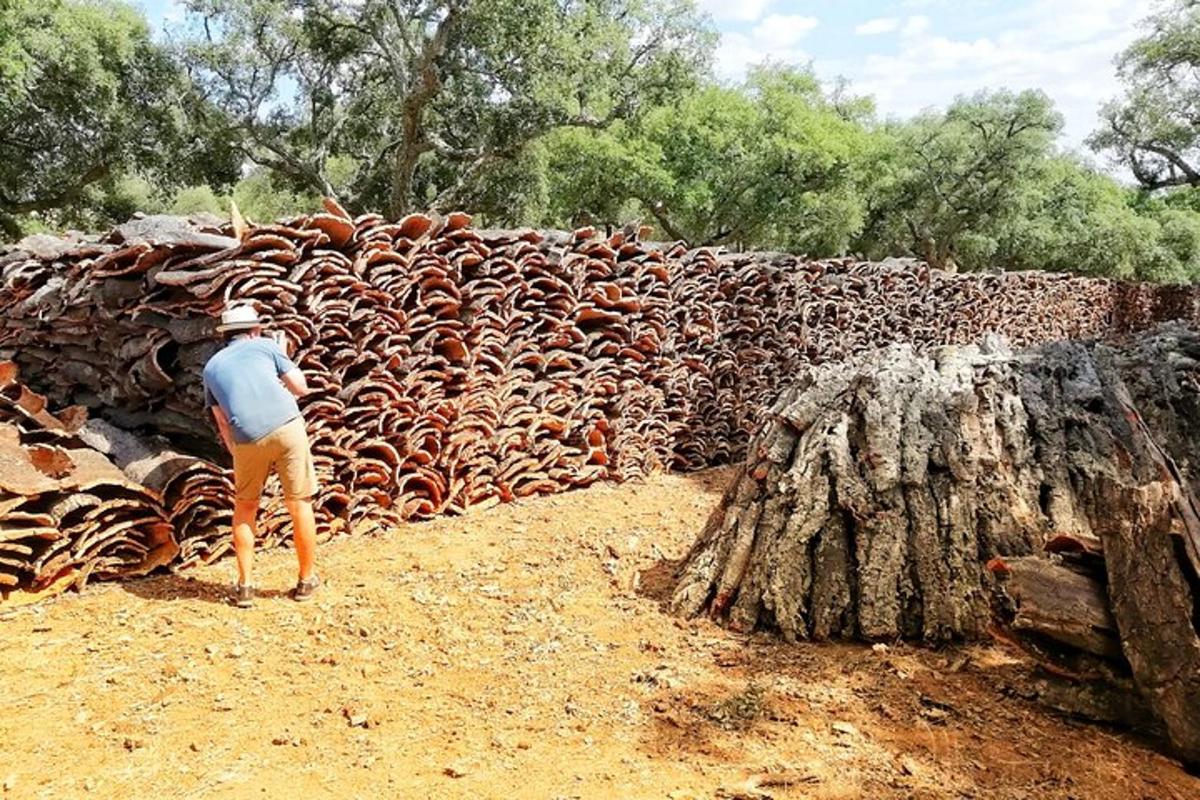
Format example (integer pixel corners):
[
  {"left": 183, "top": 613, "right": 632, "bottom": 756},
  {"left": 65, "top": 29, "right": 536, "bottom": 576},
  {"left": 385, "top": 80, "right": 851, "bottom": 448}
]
[
  {"left": 292, "top": 574, "right": 321, "bottom": 602},
  {"left": 233, "top": 583, "right": 255, "bottom": 608}
]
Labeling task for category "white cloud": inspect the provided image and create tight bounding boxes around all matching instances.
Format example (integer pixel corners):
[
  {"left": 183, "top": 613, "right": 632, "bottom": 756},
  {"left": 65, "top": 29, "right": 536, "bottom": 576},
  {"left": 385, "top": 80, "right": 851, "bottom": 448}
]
[
  {"left": 698, "top": 0, "right": 774, "bottom": 23},
  {"left": 706, "top": 0, "right": 1158, "bottom": 164},
  {"left": 715, "top": 34, "right": 809, "bottom": 79},
  {"left": 752, "top": 14, "right": 819, "bottom": 50},
  {"left": 835, "top": 1, "right": 1157, "bottom": 152},
  {"left": 901, "top": 15, "right": 931, "bottom": 37},
  {"left": 714, "top": 13, "right": 818, "bottom": 78},
  {"left": 855, "top": 18, "right": 899, "bottom": 36}
]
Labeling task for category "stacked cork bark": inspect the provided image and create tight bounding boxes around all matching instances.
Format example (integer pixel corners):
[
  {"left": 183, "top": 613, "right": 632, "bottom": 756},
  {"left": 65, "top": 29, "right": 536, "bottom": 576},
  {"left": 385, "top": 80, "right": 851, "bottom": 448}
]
[
  {"left": 0, "top": 208, "right": 1194, "bottom": 597},
  {"left": 665, "top": 251, "right": 1179, "bottom": 468},
  {"left": 670, "top": 326, "right": 1200, "bottom": 762},
  {"left": 0, "top": 363, "right": 176, "bottom": 603}
]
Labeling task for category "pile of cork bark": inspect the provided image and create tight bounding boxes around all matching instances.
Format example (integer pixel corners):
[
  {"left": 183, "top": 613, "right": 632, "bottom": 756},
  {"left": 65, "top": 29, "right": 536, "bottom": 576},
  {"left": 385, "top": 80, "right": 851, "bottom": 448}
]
[
  {"left": 672, "top": 326, "right": 1200, "bottom": 762},
  {"left": 0, "top": 206, "right": 1193, "bottom": 600}
]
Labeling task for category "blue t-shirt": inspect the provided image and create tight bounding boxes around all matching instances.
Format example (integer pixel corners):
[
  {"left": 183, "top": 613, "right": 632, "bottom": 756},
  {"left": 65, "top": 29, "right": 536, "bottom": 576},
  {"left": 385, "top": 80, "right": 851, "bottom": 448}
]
[{"left": 203, "top": 338, "right": 301, "bottom": 443}]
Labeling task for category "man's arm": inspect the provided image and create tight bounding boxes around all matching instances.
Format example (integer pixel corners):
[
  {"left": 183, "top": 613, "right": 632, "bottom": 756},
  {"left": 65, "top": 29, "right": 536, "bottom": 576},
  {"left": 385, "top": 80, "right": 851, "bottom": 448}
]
[
  {"left": 268, "top": 337, "right": 308, "bottom": 398},
  {"left": 280, "top": 367, "right": 309, "bottom": 398},
  {"left": 211, "top": 406, "right": 236, "bottom": 453}
]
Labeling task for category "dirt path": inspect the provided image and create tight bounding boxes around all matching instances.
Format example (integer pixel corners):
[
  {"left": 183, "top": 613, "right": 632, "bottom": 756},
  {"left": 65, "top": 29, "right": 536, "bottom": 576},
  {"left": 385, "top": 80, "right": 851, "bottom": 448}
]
[{"left": 0, "top": 469, "right": 1195, "bottom": 799}]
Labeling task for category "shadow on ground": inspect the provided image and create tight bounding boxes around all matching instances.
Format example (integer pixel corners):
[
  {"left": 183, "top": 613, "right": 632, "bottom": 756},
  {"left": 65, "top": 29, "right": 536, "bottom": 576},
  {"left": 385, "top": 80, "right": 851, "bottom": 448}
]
[
  {"left": 636, "top": 556, "right": 687, "bottom": 609},
  {"left": 633, "top": 465, "right": 730, "bottom": 612},
  {"left": 120, "top": 572, "right": 288, "bottom": 605}
]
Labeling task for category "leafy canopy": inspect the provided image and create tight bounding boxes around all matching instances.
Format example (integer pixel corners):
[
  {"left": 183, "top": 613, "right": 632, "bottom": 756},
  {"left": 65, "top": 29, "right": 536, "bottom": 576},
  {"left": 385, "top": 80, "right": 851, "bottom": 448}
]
[
  {"left": 1092, "top": 0, "right": 1200, "bottom": 190},
  {"left": 178, "top": 0, "right": 714, "bottom": 219},
  {"left": 859, "top": 89, "right": 1063, "bottom": 271},
  {"left": 539, "top": 64, "right": 879, "bottom": 253},
  {"left": 0, "top": 0, "right": 237, "bottom": 235},
  {"left": 9, "top": 0, "right": 1200, "bottom": 285}
]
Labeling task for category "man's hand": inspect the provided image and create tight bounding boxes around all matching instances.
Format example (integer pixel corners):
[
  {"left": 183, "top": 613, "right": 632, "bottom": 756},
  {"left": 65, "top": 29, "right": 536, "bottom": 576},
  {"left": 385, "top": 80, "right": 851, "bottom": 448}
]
[
  {"left": 281, "top": 367, "right": 309, "bottom": 398},
  {"left": 212, "top": 407, "right": 236, "bottom": 454}
]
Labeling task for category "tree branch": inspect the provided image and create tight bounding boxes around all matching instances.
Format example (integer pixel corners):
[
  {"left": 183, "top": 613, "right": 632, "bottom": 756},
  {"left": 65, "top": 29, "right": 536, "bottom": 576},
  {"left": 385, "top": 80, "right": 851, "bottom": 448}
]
[
  {"left": 1136, "top": 140, "right": 1200, "bottom": 186},
  {"left": 0, "top": 163, "right": 111, "bottom": 214},
  {"left": 636, "top": 196, "right": 687, "bottom": 243}
]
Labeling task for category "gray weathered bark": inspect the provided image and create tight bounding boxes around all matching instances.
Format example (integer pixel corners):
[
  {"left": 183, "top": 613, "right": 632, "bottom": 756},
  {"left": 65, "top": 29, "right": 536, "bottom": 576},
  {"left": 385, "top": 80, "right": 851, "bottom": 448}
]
[
  {"left": 672, "top": 334, "right": 1045, "bottom": 642},
  {"left": 672, "top": 325, "right": 1200, "bottom": 762}
]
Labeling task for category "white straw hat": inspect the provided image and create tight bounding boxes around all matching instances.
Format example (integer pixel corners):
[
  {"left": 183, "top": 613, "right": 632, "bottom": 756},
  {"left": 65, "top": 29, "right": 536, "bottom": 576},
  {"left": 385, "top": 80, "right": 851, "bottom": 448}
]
[{"left": 216, "top": 304, "right": 262, "bottom": 332}]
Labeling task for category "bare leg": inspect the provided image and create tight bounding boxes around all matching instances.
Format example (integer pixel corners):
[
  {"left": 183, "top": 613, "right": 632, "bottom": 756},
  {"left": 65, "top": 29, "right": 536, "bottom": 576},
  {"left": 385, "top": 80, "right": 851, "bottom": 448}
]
[
  {"left": 286, "top": 498, "right": 317, "bottom": 581},
  {"left": 232, "top": 498, "right": 259, "bottom": 585}
]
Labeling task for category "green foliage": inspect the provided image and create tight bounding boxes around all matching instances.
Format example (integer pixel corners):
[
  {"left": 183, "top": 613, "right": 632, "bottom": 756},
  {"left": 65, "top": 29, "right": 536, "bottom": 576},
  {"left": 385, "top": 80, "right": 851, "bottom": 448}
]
[
  {"left": 859, "top": 90, "right": 1063, "bottom": 271},
  {"left": 1091, "top": 0, "right": 1200, "bottom": 190},
  {"left": 993, "top": 158, "right": 1158, "bottom": 279},
  {"left": 93, "top": 175, "right": 167, "bottom": 222},
  {"left": 1149, "top": 207, "right": 1200, "bottom": 282},
  {"left": 11, "top": 0, "right": 1200, "bottom": 285},
  {"left": 155, "top": 170, "right": 326, "bottom": 225},
  {"left": 152, "top": 171, "right": 323, "bottom": 225},
  {"left": 539, "top": 65, "right": 878, "bottom": 253},
  {"left": 0, "top": 0, "right": 239, "bottom": 237},
  {"left": 446, "top": 144, "right": 555, "bottom": 227},
  {"left": 169, "top": 185, "right": 228, "bottom": 216},
  {"left": 230, "top": 171, "right": 321, "bottom": 224},
  {"left": 178, "top": 0, "right": 714, "bottom": 218},
  {"left": 539, "top": 127, "right": 647, "bottom": 228},
  {"left": 855, "top": 87, "right": 1200, "bottom": 283}
]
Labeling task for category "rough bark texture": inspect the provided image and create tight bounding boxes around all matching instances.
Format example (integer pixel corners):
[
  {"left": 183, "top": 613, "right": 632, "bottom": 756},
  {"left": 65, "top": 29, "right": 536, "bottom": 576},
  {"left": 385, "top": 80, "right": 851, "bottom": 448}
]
[
  {"left": 673, "top": 325, "right": 1200, "bottom": 762},
  {"left": 672, "top": 334, "right": 1045, "bottom": 642},
  {"left": 1000, "top": 556, "right": 1121, "bottom": 659},
  {"left": 2, "top": 211, "right": 1199, "bottom": 600}
]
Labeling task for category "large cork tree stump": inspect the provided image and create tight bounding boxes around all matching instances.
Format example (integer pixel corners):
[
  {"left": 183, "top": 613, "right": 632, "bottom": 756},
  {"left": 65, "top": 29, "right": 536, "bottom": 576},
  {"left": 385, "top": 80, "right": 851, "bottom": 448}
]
[{"left": 671, "top": 326, "right": 1200, "bottom": 762}]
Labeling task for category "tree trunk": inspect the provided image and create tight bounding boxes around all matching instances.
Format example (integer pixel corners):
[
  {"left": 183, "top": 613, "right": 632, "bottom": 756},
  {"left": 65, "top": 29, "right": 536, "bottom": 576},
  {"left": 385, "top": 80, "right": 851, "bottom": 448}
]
[
  {"left": 672, "top": 324, "right": 1200, "bottom": 762},
  {"left": 0, "top": 213, "right": 21, "bottom": 242},
  {"left": 389, "top": 142, "right": 419, "bottom": 220},
  {"left": 386, "top": 5, "right": 460, "bottom": 219}
]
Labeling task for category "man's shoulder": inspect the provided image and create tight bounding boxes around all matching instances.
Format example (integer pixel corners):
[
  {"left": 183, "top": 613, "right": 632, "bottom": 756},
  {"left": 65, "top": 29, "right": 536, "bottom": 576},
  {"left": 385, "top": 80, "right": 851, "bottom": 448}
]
[
  {"left": 202, "top": 342, "right": 247, "bottom": 378},
  {"left": 226, "top": 338, "right": 279, "bottom": 357},
  {"left": 202, "top": 349, "right": 219, "bottom": 374},
  {"left": 203, "top": 344, "right": 231, "bottom": 369}
]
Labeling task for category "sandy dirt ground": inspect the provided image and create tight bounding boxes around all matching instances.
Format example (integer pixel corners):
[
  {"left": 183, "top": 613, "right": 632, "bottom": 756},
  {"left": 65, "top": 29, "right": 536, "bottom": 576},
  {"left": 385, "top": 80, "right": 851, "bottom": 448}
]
[{"left": 1, "top": 468, "right": 1197, "bottom": 800}]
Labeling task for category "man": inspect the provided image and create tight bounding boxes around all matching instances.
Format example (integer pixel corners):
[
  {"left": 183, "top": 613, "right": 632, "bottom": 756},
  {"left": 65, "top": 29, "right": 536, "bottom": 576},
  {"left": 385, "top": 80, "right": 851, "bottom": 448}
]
[{"left": 203, "top": 304, "right": 320, "bottom": 608}]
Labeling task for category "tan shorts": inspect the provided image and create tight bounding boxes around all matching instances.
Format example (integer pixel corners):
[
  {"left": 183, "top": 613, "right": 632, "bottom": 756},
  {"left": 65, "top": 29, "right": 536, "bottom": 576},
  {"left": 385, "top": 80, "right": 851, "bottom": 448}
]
[{"left": 232, "top": 416, "right": 318, "bottom": 503}]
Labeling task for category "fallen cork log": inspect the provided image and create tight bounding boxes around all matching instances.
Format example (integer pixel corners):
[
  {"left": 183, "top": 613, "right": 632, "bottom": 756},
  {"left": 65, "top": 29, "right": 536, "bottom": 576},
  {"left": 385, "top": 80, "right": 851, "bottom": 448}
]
[
  {"left": 993, "top": 555, "right": 1122, "bottom": 660},
  {"left": 672, "top": 325, "right": 1200, "bottom": 762}
]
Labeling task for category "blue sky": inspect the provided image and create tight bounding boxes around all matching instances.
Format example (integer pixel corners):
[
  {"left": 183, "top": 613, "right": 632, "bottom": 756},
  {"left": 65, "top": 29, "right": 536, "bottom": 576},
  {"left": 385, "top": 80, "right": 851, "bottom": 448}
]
[
  {"left": 139, "top": 0, "right": 1156, "bottom": 158},
  {"left": 698, "top": 0, "right": 1155, "bottom": 157}
]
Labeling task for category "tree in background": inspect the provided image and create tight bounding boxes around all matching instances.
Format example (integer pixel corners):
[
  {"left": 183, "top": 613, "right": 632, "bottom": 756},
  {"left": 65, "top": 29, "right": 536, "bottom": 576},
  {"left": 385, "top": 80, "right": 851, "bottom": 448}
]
[
  {"left": 1092, "top": 0, "right": 1200, "bottom": 190},
  {"left": 535, "top": 78, "right": 1200, "bottom": 282},
  {"left": 165, "top": 171, "right": 324, "bottom": 221},
  {"left": 178, "top": 0, "right": 713, "bottom": 219},
  {"left": 539, "top": 65, "right": 879, "bottom": 253},
  {"left": 1079, "top": 0, "right": 1200, "bottom": 282},
  {"left": 992, "top": 157, "right": 1161, "bottom": 279},
  {"left": 0, "top": 0, "right": 238, "bottom": 237},
  {"left": 9, "top": 0, "right": 1200, "bottom": 286},
  {"left": 857, "top": 90, "right": 1063, "bottom": 272},
  {"left": 862, "top": 87, "right": 1200, "bottom": 282}
]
